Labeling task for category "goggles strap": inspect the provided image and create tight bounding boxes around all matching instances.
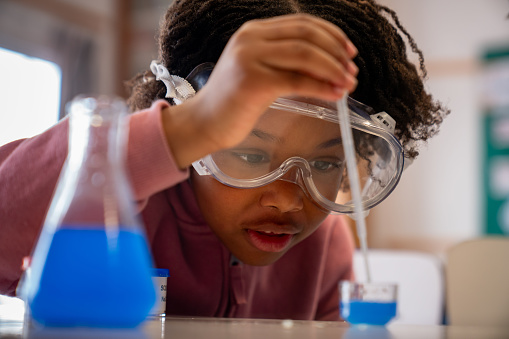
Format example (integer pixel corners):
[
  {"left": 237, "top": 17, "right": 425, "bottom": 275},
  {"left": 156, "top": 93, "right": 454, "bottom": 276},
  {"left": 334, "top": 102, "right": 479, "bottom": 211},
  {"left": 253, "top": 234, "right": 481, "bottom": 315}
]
[{"left": 150, "top": 60, "right": 196, "bottom": 105}]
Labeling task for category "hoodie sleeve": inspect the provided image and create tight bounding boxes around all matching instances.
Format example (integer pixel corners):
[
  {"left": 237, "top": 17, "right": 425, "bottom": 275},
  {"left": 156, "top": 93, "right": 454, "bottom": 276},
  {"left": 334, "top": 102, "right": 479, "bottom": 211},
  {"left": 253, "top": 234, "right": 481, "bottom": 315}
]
[{"left": 0, "top": 100, "right": 189, "bottom": 296}]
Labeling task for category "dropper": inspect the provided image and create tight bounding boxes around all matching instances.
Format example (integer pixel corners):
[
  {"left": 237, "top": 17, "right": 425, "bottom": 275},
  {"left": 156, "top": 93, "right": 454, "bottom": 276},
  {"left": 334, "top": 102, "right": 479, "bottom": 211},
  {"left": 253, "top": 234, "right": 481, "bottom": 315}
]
[{"left": 337, "top": 94, "right": 372, "bottom": 283}]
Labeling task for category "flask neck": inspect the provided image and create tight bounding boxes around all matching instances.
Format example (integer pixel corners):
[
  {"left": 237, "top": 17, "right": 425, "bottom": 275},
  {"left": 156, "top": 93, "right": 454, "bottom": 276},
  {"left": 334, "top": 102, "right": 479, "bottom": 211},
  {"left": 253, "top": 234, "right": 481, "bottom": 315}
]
[
  {"left": 49, "top": 95, "right": 134, "bottom": 228},
  {"left": 68, "top": 104, "right": 126, "bottom": 169}
]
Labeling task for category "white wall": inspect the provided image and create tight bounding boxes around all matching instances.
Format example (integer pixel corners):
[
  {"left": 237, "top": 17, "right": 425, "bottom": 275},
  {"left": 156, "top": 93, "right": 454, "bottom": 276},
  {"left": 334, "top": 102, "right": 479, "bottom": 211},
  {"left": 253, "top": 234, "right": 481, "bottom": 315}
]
[
  {"left": 369, "top": 0, "right": 509, "bottom": 253},
  {"left": 0, "top": 0, "right": 118, "bottom": 98},
  {"left": 2, "top": 0, "right": 507, "bottom": 254}
]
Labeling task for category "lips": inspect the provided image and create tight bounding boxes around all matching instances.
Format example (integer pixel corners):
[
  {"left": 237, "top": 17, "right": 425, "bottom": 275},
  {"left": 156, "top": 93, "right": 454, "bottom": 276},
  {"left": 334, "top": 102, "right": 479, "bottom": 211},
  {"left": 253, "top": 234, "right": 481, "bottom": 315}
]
[{"left": 246, "top": 229, "right": 294, "bottom": 253}]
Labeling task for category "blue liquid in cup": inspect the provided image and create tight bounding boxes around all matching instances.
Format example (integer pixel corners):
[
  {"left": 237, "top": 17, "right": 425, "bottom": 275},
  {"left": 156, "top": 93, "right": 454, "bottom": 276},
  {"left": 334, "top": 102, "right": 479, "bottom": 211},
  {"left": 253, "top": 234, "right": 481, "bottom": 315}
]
[
  {"left": 341, "top": 300, "right": 397, "bottom": 326},
  {"left": 28, "top": 227, "right": 156, "bottom": 328}
]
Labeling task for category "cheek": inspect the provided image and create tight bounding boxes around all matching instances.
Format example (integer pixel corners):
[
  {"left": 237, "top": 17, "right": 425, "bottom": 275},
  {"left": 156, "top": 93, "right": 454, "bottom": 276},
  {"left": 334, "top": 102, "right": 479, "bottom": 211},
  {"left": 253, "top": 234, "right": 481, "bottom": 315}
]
[
  {"left": 300, "top": 209, "right": 328, "bottom": 237},
  {"left": 190, "top": 171, "right": 254, "bottom": 224}
]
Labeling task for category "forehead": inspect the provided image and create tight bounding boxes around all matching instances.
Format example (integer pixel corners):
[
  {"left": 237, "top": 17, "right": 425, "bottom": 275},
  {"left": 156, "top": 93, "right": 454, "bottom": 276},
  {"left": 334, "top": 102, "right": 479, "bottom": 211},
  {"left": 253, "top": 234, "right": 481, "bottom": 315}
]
[
  {"left": 255, "top": 108, "right": 341, "bottom": 141},
  {"left": 236, "top": 108, "right": 343, "bottom": 160}
]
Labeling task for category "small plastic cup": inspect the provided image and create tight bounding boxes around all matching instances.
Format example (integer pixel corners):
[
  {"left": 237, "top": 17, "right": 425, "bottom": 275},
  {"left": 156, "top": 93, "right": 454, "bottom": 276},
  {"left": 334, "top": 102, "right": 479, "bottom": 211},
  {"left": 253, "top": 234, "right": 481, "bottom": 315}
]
[
  {"left": 150, "top": 268, "right": 170, "bottom": 317},
  {"left": 340, "top": 281, "right": 398, "bottom": 326}
]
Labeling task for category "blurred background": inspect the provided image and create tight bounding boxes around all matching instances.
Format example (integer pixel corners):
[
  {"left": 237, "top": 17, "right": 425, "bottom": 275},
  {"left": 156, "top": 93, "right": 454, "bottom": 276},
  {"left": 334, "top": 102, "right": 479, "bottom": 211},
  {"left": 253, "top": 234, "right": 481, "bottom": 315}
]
[{"left": 0, "top": 0, "right": 508, "bottom": 256}]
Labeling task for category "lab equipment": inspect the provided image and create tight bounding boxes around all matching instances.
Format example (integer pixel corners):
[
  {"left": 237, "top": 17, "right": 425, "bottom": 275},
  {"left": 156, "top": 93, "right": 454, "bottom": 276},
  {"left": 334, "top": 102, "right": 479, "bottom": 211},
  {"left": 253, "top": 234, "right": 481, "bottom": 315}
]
[
  {"left": 337, "top": 94, "right": 398, "bottom": 327},
  {"left": 192, "top": 94, "right": 404, "bottom": 215},
  {"left": 340, "top": 281, "right": 398, "bottom": 326},
  {"left": 23, "top": 95, "right": 156, "bottom": 328},
  {"left": 337, "top": 94, "right": 371, "bottom": 282}
]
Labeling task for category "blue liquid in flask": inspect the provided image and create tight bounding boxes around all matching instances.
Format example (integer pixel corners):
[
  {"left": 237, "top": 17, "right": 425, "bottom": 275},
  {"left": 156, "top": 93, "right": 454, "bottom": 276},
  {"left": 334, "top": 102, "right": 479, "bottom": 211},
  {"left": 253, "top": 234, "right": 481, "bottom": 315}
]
[
  {"left": 24, "top": 95, "right": 157, "bottom": 328},
  {"left": 29, "top": 227, "right": 156, "bottom": 328},
  {"left": 341, "top": 300, "right": 397, "bottom": 326}
]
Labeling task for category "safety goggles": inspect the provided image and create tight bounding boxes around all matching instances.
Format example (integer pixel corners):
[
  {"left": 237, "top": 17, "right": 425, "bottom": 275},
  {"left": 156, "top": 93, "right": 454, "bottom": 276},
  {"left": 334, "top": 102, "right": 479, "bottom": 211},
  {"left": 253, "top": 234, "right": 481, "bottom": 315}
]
[{"left": 180, "top": 64, "right": 404, "bottom": 214}]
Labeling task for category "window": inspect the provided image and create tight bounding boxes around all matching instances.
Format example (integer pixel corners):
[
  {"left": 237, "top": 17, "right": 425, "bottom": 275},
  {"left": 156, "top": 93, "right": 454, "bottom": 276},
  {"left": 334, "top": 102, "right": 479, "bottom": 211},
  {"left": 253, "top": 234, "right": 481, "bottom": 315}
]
[{"left": 0, "top": 47, "right": 61, "bottom": 146}]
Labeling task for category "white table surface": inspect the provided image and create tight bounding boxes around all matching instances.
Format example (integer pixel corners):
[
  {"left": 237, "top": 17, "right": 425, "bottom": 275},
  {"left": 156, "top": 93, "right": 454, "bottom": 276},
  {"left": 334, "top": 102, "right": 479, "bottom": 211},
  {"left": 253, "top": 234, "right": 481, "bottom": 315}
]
[{"left": 1, "top": 316, "right": 509, "bottom": 339}]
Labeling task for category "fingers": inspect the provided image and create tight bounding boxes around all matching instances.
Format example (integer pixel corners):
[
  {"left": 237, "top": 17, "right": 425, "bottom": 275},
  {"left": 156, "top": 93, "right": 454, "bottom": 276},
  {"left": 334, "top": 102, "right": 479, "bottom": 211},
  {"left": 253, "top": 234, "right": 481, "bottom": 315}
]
[
  {"left": 261, "top": 14, "right": 357, "bottom": 55},
  {"left": 273, "top": 70, "right": 348, "bottom": 102},
  {"left": 260, "top": 14, "right": 358, "bottom": 62},
  {"left": 259, "top": 40, "right": 357, "bottom": 92},
  {"left": 235, "top": 14, "right": 358, "bottom": 95}
]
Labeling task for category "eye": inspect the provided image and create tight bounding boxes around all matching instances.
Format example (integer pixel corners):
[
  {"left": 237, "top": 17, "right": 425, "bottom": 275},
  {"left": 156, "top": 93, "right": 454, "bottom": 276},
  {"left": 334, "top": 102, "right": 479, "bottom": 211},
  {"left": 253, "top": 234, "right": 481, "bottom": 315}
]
[
  {"left": 232, "top": 152, "right": 268, "bottom": 164},
  {"left": 310, "top": 159, "right": 343, "bottom": 173}
]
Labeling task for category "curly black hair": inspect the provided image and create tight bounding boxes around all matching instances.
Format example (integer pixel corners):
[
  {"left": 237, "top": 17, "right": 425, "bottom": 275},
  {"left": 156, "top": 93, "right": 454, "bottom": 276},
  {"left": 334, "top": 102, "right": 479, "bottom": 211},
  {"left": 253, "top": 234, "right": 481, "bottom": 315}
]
[{"left": 126, "top": 0, "right": 449, "bottom": 159}]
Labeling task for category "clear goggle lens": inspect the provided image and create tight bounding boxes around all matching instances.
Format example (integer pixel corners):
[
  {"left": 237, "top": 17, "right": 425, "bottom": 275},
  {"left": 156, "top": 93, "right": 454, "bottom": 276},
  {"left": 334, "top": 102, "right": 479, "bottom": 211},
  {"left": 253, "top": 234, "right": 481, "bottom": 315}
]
[{"left": 193, "top": 96, "right": 404, "bottom": 215}]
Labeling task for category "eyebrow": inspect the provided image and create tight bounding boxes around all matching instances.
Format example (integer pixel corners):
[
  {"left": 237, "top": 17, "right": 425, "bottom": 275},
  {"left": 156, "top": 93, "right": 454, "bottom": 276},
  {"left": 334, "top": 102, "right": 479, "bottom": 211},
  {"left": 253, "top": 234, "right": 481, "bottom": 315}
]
[
  {"left": 251, "top": 129, "right": 342, "bottom": 150},
  {"left": 316, "top": 138, "right": 342, "bottom": 149},
  {"left": 251, "top": 129, "right": 282, "bottom": 143}
]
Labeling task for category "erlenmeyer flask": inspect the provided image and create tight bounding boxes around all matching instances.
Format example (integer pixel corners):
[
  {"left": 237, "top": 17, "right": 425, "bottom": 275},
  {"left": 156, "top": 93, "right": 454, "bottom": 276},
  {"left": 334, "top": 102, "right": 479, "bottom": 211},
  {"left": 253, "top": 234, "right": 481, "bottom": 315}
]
[{"left": 24, "top": 95, "right": 156, "bottom": 328}]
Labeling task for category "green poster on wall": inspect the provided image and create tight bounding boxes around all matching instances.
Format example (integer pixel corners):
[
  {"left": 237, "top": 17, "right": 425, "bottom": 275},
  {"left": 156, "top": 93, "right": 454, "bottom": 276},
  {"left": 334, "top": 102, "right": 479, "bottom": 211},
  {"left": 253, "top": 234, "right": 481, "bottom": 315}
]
[
  {"left": 484, "top": 113, "right": 509, "bottom": 234},
  {"left": 482, "top": 47, "right": 509, "bottom": 235}
]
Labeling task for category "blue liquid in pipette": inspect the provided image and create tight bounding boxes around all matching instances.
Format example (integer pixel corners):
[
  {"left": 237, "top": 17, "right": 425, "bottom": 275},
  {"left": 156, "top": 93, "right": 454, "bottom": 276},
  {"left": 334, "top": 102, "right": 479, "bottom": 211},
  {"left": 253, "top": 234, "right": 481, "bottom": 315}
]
[
  {"left": 341, "top": 301, "right": 397, "bottom": 326},
  {"left": 29, "top": 227, "right": 156, "bottom": 328}
]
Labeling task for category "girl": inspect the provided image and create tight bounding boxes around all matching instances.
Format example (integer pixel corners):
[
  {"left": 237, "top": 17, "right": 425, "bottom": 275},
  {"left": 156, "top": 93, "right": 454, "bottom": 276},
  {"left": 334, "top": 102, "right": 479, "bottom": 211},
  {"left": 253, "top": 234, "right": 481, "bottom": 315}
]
[{"left": 0, "top": 0, "right": 448, "bottom": 321}]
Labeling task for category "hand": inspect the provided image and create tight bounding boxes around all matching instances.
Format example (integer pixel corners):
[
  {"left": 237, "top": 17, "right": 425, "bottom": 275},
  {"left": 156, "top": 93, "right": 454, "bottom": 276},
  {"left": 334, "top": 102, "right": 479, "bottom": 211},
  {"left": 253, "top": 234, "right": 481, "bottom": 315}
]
[{"left": 164, "top": 14, "right": 358, "bottom": 168}]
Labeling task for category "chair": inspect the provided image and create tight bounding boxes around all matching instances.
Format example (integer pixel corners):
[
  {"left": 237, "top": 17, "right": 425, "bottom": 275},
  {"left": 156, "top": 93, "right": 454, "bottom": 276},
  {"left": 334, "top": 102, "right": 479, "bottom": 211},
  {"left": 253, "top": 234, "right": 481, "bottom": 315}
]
[
  {"left": 445, "top": 237, "right": 509, "bottom": 327},
  {"left": 353, "top": 249, "right": 445, "bottom": 325}
]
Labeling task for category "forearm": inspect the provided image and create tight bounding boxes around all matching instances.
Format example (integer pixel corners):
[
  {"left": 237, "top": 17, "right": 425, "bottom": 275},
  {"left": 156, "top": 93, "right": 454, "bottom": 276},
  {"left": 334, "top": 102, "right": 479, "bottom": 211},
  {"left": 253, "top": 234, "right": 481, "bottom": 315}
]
[
  {"left": 0, "top": 121, "right": 68, "bottom": 295},
  {"left": 127, "top": 100, "right": 190, "bottom": 202}
]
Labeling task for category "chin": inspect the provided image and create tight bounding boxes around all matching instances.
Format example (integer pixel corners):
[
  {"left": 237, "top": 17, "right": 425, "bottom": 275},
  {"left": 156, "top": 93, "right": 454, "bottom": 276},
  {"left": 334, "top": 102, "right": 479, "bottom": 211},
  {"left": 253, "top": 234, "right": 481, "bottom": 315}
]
[{"left": 235, "top": 251, "right": 286, "bottom": 266}]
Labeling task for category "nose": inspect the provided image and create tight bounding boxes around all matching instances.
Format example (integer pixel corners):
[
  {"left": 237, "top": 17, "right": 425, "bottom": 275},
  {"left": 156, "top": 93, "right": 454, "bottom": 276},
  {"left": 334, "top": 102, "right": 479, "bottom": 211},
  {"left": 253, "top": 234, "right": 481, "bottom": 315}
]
[{"left": 258, "top": 178, "right": 305, "bottom": 213}]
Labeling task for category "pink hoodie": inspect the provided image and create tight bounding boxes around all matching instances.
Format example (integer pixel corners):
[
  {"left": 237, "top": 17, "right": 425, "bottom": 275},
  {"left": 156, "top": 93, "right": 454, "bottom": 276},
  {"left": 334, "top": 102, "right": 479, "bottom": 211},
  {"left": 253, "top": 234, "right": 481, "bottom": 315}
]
[{"left": 0, "top": 100, "right": 354, "bottom": 321}]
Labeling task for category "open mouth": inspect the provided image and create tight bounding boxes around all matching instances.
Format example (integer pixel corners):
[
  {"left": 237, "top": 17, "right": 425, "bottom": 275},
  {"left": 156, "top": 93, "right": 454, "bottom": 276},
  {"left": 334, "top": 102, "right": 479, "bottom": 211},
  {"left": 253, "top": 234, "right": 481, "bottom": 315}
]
[
  {"left": 246, "top": 229, "right": 294, "bottom": 253},
  {"left": 256, "top": 231, "right": 287, "bottom": 237}
]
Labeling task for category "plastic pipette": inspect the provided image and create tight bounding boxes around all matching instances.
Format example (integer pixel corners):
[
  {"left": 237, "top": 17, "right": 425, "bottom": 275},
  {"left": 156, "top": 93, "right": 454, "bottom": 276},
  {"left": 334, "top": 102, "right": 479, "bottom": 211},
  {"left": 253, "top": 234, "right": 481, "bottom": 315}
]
[{"left": 337, "top": 94, "right": 372, "bottom": 283}]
